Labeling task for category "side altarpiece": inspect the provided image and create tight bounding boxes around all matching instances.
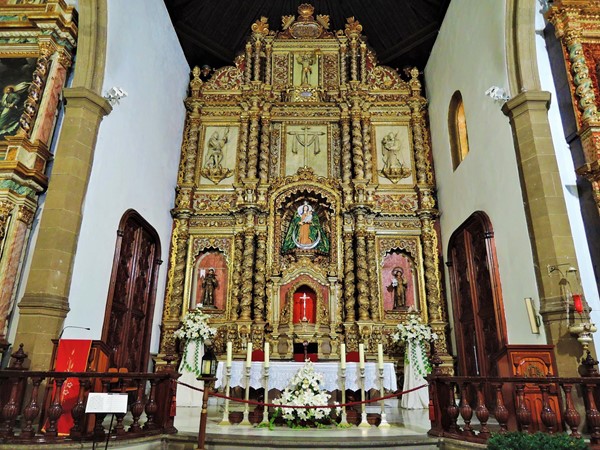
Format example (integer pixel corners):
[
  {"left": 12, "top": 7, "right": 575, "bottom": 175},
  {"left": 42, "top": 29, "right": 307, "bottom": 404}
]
[{"left": 158, "top": 4, "right": 451, "bottom": 371}]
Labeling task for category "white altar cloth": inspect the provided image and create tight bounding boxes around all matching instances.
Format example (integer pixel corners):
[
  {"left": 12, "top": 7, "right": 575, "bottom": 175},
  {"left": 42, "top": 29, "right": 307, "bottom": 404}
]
[{"left": 215, "top": 361, "right": 397, "bottom": 392}]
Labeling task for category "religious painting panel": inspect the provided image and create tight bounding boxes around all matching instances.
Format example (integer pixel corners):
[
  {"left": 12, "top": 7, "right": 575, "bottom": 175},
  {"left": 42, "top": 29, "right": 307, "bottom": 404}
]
[
  {"left": 0, "top": 58, "right": 36, "bottom": 139},
  {"left": 283, "top": 124, "right": 328, "bottom": 177},
  {"left": 191, "top": 250, "right": 228, "bottom": 311},
  {"left": 373, "top": 124, "right": 414, "bottom": 185},
  {"left": 198, "top": 124, "right": 239, "bottom": 185}
]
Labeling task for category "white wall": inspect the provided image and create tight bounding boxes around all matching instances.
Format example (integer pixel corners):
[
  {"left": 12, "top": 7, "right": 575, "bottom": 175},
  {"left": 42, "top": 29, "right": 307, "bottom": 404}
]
[
  {"left": 65, "top": 0, "right": 189, "bottom": 354},
  {"left": 534, "top": 7, "right": 600, "bottom": 350},
  {"left": 425, "top": 0, "right": 545, "bottom": 344}
]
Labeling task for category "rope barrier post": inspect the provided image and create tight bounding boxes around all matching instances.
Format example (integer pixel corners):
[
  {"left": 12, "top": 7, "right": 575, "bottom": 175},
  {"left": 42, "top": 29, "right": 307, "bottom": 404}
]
[
  {"left": 240, "top": 363, "right": 252, "bottom": 425},
  {"left": 196, "top": 376, "right": 216, "bottom": 450},
  {"left": 358, "top": 366, "right": 370, "bottom": 428},
  {"left": 218, "top": 365, "right": 232, "bottom": 425},
  {"left": 340, "top": 366, "right": 349, "bottom": 425},
  {"left": 378, "top": 367, "right": 390, "bottom": 427}
]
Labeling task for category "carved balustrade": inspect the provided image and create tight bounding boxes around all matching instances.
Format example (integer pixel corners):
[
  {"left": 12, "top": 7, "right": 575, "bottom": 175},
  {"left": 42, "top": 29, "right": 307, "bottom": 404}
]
[
  {"left": 0, "top": 369, "right": 178, "bottom": 444},
  {"left": 428, "top": 374, "right": 600, "bottom": 447}
]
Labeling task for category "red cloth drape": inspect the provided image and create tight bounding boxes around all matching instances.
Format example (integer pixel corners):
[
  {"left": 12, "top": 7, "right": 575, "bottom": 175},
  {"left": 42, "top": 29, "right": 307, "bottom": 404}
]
[{"left": 293, "top": 290, "right": 315, "bottom": 323}]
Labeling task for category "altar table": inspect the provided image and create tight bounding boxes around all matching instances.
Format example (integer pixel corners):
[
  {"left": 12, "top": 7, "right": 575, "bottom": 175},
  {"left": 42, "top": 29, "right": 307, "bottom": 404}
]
[{"left": 215, "top": 361, "right": 397, "bottom": 392}]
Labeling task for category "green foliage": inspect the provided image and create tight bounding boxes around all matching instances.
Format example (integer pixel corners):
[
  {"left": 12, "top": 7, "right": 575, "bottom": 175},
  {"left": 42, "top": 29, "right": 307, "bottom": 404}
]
[{"left": 486, "top": 432, "right": 587, "bottom": 450}]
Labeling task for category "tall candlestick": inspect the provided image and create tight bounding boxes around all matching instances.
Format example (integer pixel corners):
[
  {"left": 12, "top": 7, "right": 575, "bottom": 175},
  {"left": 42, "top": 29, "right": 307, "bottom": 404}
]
[
  {"left": 246, "top": 342, "right": 253, "bottom": 367},
  {"left": 226, "top": 341, "right": 233, "bottom": 367},
  {"left": 359, "top": 343, "right": 365, "bottom": 369},
  {"left": 377, "top": 343, "right": 384, "bottom": 369},
  {"left": 340, "top": 343, "right": 346, "bottom": 369},
  {"left": 264, "top": 342, "right": 270, "bottom": 367}
]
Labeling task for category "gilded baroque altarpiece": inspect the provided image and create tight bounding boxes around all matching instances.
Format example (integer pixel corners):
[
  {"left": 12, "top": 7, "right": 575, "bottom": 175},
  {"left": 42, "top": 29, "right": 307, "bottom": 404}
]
[
  {"left": 159, "top": 4, "right": 450, "bottom": 370},
  {"left": 0, "top": 0, "right": 76, "bottom": 346}
]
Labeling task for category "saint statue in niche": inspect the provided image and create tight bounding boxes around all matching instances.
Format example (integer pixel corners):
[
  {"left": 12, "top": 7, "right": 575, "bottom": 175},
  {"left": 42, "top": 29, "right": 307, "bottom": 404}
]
[
  {"left": 389, "top": 267, "right": 407, "bottom": 309},
  {"left": 282, "top": 201, "right": 330, "bottom": 253},
  {"left": 297, "top": 52, "right": 316, "bottom": 86},
  {"left": 200, "top": 268, "right": 218, "bottom": 307}
]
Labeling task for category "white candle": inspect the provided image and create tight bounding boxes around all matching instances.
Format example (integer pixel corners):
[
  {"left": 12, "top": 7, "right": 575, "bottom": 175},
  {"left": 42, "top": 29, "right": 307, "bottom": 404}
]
[
  {"left": 340, "top": 343, "right": 346, "bottom": 369},
  {"left": 246, "top": 342, "right": 253, "bottom": 367},
  {"left": 226, "top": 341, "right": 233, "bottom": 367},
  {"left": 264, "top": 342, "right": 270, "bottom": 368},
  {"left": 377, "top": 343, "right": 384, "bottom": 369},
  {"left": 359, "top": 343, "right": 365, "bottom": 369}
]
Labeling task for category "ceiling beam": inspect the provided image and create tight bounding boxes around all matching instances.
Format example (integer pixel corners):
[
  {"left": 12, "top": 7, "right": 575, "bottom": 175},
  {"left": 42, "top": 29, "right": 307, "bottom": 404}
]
[{"left": 379, "top": 22, "right": 439, "bottom": 65}]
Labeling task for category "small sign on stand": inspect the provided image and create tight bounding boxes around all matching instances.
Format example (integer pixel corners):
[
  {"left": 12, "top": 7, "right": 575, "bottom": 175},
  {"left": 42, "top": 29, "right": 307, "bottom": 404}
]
[{"left": 85, "top": 393, "right": 128, "bottom": 450}]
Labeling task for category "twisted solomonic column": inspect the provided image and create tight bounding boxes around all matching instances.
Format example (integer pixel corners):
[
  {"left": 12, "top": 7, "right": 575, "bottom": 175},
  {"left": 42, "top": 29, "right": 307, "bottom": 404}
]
[
  {"left": 366, "top": 233, "right": 379, "bottom": 321},
  {"left": 355, "top": 231, "right": 370, "bottom": 321},
  {"left": 343, "top": 232, "right": 356, "bottom": 322},
  {"left": 351, "top": 100, "right": 364, "bottom": 180},
  {"left": 229, "top": 232, "right": 244, "bottom": 321},
  {"left": 246, "top": 101, "right": 260, "bottom": 180},
  {"left": 258, "top": 106, "right": 271, "bottom": 184},
  {"left": 253, "top": 232, "right": 267, "bottom": 321}
]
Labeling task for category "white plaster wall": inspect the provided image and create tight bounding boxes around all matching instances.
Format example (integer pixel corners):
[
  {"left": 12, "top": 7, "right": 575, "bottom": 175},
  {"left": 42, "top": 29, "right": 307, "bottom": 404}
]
[
  {"left": 534, "top": 8, "right": 600, "bottom": 351},
  {"left": 425, "top": 0, "right": 545, "bottom": 344},
  {"left": 64, "top": 0, "right": 189, "bottom": 356}
]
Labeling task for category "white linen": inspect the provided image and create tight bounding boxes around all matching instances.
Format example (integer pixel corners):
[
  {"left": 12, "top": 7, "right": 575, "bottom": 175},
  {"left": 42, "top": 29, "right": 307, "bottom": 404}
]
[
  {"left": 400, "top": 340, "right": 429, "bottom": 409},
  {"left": 215, "top": 361, "right": 397, "bottom": 392}
]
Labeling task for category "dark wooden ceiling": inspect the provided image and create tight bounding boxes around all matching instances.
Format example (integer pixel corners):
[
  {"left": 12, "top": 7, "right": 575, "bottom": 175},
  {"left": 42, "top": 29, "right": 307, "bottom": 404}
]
[{"left": 163, "top": 0, "right": 451, "bottom": 72}]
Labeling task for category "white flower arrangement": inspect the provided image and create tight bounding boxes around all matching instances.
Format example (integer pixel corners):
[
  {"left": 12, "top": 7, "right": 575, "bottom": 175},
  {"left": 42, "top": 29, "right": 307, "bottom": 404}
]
[
  {"left": 173, "top": 308, "right": 216, "bottom": 342},
  {"left": 273, "top": 360, "right": 339, "bottom": 427},
  {"left": 392, "top": 314, "right": 438, "bottom": 344}
]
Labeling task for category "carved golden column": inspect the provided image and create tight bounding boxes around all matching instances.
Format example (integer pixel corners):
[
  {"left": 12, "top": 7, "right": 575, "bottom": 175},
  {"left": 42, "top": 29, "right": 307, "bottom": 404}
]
[
  {"left": 339, "top": 40, "right": 348, "bottom": 86},
  {"left": 253, "top": 37, "right": 262, "bottom": 82},
  {"left": 258, "top": 104, "right": 271, "bottom": 184},
  {"left": 351, "top": 98, "right": 364, "bottom": 180},
  {"left": 246, "top": 99, "right": 260, "bottom": 180},
  {"left": 410, "top": 99, "right": 433, "bottom": 185},
  {"left": 349, "top": 38, "right": 358, "bottom": 82},
  {"left": 265, "top": 41, "right": 272, "bottom": 85},
  {"left": 239, "top": 211, "right": 256, "bottom": 321},
  {"left": 366, "top": 232, "right": 379, "bottom": 321},
  {"left": 362, "top": 109, "right": 372, "bottom": 180},
  {"left": 343, "top": 229, "right": 356, "bottom": 322},
  {"left": 181, "top": 113, "right": 201, "bottom": 185},
  {"left": 244, "top": 41, "right": 252, "bottom": 84},
  {"left": 355, "top": 223, "right": 370, "bottom": 321},
  {"left": 359, "top": 42, "right": 367, "bottom": 84},
  {"left": 237, "top": 104, "right": 250, "bottom": 182},
  {"left": 253, "top": 231, "right": 267, "bottom": 321},
  {"left": 229, "top": 232, "right": 244, "bottom": 321},
  {"left": 340, "top": 105, "right": 353, "bottom": 204}
]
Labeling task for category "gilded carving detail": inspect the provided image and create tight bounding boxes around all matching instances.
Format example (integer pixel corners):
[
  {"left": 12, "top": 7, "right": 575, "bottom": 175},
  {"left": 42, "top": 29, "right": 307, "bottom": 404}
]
[
  {"left": 253, "top": 232, "right": 267, "bottom": 321},
  {"left": 373, "top": 193, "right": 418, "bottom": 213}
]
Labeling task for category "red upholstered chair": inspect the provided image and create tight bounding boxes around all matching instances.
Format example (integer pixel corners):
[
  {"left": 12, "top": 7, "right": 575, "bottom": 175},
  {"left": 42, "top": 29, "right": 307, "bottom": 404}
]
[
  {"left": 251, "top": 349, "right": 265, "bottom": 361},
  {"left": 346, "top": 351, "right": 360, "bottom": 362}
]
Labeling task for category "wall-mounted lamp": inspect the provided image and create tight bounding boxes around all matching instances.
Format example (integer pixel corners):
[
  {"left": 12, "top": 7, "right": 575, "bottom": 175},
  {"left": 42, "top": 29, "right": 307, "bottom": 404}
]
[
  {"left": 103, "top": 86, "right": 128, "bottom": 106},
  {"left": 484, "top": 86, "right": 510, "bottom": 103},
  {"left": 524, "top": 297, "right": 541, "bottom": 334}
]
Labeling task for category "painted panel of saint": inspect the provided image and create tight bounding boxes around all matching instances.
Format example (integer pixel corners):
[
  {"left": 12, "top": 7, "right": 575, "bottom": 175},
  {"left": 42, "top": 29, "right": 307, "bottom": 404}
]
[
  {"left": 282, "top": 201, "right": 329, "bottom": 254},
  {"left": 285, "top": 124, "right": 328, "bottom": 177},
  {"left": 0, "top": 58, "right": 36, "bottom": 139},
  {"left": 192, "top": 251, "right": 228, "bottom": 310},
  {"left": 381, "top": 251, "right": 417, "bottom": 311},
  {"left": 374, "top": 125, "right": 413, "bottom": 185}
]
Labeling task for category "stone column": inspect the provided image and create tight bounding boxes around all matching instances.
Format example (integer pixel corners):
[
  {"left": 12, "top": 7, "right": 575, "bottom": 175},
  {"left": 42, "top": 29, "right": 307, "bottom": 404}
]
[
  {"left": 502, "top": 91, "right": 585, "bottom": 376},
  {"left": 343, "top": 231, "right": 356, "bottom": 322},
  {"left": 15, "top": 88, "right": 111, "bottom": 370}
]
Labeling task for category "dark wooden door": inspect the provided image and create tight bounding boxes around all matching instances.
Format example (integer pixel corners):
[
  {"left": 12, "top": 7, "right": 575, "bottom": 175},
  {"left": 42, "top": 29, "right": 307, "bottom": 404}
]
[
  {"left": 103, "top": 210, "right": 161, "bottom": 372},
  {"left": 447, "top": 212, "right": 506, "bottom": 377}
]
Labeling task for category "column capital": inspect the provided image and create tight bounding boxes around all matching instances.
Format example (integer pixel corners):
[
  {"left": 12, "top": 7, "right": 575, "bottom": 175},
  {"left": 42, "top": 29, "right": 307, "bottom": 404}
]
[
  {"left": 63, "top": 86, "right": 112, "bottom": 117},
  {"left": 502, "top": 90, "right": 552, "bottom": 118}
]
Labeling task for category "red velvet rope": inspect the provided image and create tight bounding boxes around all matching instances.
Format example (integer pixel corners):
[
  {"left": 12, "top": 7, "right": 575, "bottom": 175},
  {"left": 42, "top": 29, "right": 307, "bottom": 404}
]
[{"left": 175, "top": 379, "right": 428, "bottom": 409}]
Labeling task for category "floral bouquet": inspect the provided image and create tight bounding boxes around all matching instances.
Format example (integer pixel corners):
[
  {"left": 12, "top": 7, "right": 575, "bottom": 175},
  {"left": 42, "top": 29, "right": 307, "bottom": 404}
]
[
  {"left": 272, "top": 361, "right": 339, "bottom": 427},
  {"left": 174, "top": 309, "right": 216, "bottom": 376},
  {"left": 392, "top": 314, "right": 438, "bottom": 344}
]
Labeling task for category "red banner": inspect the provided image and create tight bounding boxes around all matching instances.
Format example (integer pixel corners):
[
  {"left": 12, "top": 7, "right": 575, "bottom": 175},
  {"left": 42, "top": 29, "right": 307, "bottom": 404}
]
[{"left": 51, "top": 339, "right": 92, "bottom": 435}]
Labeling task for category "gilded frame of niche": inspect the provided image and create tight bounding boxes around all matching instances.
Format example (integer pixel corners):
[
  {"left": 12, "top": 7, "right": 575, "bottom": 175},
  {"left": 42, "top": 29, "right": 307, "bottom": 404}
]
[
  {"left": 279, "top": 275, "right": 329, "bottom": 332},
  {"left": 370, "top": 120, "right": 416, "bottom": 187},
  {"left": 182, "top": 235, "right": 234, "bottom": 321},
  {"left": 268, "top": 176, "right": 342, "bottom": 278},
  {"left": 279, "top": 121, "right": 334, "bottom": 178},
  {"left": 377, "top": 236, "right": 427, "bottom": 324},
  {"left": 195, "top": 121, "right": 241, "bottom": 186}
]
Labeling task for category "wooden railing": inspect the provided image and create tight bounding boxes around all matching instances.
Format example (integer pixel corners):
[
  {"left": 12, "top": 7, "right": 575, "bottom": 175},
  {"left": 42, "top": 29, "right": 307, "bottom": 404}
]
[
  {"left": 428, "top": 374, "right": 600, "bottom": 447},
  {"left": 0, "top": 368, "right": 179, "bottom": 444}
]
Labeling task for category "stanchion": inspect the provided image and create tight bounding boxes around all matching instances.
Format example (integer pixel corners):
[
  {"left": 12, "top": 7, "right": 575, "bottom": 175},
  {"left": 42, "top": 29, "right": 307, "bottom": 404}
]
[
  {"left": 240, "top": 364, "right": 252, "bottom": 425},
  {"left": 378, "top": 367, "right": 390, "bottom": 427},
  {"left": 196, "top": 376, "right": 216, "bottom": 450},
  {"left": 260, "top": 364, "right": 270, "bottom": 425},
  {"left": 218, "top": 365, "right": 232, "bottom": 425},
  {"left": 358, "top": 367, "right": 370, "bottom": 428}
]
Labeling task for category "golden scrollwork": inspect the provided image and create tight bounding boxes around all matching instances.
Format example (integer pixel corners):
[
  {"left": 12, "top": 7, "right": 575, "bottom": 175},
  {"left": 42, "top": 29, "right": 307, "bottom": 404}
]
[{"left": 251, "top": 16, "right": 270, "bottom": 37}]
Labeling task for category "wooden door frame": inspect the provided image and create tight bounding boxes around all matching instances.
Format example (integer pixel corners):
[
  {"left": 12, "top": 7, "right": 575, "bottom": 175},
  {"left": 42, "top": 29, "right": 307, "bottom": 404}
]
[
  {"left": 447, "top": 211, "right": 507, "bottom": 376},
  {"left": 102, "top": 209, "right": 162, "bottom": 372}
]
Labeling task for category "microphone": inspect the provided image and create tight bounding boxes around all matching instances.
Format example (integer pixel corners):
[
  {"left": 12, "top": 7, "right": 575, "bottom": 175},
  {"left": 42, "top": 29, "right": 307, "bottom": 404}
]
[{"left": 58, "top": 326, "right": 91, "bottom": 340}]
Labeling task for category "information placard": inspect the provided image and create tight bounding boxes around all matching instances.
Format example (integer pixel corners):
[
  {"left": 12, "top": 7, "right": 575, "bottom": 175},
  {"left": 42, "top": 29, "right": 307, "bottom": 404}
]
[{"left": 85, "top": 393, "right": 128, "bottom": 414}]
